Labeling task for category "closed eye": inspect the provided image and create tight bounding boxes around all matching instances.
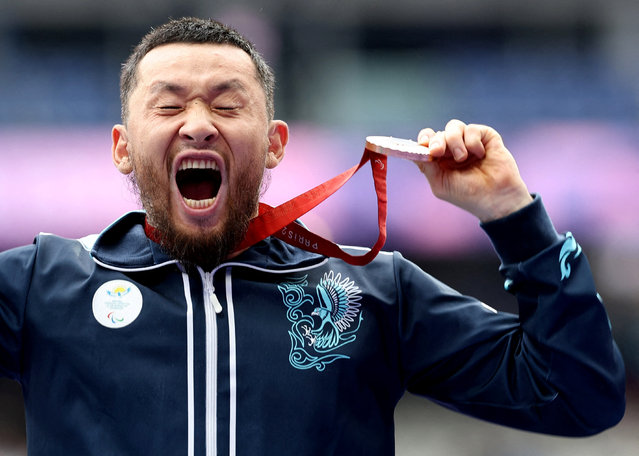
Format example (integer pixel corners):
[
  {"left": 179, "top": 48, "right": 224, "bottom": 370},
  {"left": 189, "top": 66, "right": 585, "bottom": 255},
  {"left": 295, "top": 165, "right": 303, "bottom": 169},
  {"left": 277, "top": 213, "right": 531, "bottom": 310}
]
[{"left": 156, "top": 106, "right": 184, "bottom": 115}]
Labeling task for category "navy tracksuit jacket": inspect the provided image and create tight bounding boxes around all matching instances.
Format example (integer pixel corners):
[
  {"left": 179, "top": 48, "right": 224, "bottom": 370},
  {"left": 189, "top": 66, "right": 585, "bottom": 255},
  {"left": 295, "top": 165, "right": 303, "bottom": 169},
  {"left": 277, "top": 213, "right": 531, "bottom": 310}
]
[{"left": 0, "top": 196, "right": 626, "bottom": 455}]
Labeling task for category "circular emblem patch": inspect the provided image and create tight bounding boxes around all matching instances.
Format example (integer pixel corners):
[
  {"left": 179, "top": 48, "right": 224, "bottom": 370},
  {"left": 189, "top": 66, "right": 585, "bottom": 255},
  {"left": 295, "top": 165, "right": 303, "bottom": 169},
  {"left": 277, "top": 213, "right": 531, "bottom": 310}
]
[{"left": 92, "top": 280, "right": 143, "bottom": 329}]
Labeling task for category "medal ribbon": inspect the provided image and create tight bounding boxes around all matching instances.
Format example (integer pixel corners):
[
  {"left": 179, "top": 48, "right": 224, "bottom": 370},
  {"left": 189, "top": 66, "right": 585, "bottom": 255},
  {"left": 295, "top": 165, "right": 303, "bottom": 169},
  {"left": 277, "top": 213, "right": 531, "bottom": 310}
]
[{"left": 235, "top": 148, "right": 388, "bottom": 265}]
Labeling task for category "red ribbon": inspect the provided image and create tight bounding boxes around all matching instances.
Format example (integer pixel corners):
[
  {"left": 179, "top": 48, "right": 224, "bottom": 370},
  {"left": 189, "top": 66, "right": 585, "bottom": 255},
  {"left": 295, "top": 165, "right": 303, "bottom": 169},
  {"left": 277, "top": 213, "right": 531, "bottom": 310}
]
[{"left": 235, "top": 148, "right": 388, "bottom": 266}]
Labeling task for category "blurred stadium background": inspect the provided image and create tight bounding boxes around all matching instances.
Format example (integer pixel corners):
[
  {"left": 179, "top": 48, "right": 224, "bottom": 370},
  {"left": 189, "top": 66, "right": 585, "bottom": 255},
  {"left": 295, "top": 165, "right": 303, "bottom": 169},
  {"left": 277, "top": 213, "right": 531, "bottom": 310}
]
[{"left": 1, "top": 0, "right": 638, "bottom": 454}]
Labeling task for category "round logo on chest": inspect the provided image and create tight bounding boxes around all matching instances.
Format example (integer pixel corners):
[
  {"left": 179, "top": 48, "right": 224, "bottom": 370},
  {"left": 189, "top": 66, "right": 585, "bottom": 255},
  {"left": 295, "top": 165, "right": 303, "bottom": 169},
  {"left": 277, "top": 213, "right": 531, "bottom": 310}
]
[{"left": 92, "top": 280, "right": 143, "bottom": 329}]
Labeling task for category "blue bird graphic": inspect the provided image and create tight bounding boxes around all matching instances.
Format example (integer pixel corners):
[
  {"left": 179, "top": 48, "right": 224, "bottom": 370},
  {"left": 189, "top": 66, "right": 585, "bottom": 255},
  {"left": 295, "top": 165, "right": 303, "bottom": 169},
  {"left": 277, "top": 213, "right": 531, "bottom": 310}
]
[{"left": 311, "top": 272, "right": 361, "bottom": 349}]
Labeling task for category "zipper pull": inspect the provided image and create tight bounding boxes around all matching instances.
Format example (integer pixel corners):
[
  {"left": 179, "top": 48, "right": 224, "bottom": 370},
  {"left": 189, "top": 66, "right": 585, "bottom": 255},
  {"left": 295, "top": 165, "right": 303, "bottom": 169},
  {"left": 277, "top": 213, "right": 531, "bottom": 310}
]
[
  {"left": 203, "top": 271, "right": 223, "bottom": 314},
  {"left": 210, "top": 290, "right": 223, "bottom": 314}
]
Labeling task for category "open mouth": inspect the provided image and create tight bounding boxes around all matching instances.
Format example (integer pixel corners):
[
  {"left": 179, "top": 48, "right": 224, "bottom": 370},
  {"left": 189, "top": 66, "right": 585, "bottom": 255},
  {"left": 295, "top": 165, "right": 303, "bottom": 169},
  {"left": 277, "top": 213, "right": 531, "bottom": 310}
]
[{"left": 175, "top": 158, "right": 222, "bottom": 209}]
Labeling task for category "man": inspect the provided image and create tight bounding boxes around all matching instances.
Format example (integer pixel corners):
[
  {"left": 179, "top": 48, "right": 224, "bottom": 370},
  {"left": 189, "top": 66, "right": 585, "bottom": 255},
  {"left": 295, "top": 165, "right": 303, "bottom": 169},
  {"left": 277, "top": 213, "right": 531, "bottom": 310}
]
[{"left": 0, "top": 17, "right": 625, "bottom": 456}]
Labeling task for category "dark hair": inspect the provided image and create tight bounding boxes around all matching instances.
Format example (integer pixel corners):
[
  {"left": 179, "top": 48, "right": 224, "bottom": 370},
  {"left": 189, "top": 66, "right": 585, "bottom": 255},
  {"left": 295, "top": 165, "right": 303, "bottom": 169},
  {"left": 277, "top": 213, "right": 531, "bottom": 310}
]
[{"left": 120, "top": 17, "right": 275, "bottom": 122}]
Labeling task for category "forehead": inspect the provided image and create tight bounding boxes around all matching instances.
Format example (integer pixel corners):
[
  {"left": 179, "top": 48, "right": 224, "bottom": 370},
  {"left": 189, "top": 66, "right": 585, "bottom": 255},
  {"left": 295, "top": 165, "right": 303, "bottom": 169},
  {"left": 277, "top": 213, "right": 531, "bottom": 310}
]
[{"left": 136, "top": 42, "right": 259, "bottom": 90}]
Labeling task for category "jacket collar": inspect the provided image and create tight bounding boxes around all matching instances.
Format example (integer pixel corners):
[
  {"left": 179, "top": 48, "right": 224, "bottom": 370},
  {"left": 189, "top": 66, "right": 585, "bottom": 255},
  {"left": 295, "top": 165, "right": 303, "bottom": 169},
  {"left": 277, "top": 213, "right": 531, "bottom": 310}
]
[{"left": 90, "top": 211, "right": 326, "bottom": 272}]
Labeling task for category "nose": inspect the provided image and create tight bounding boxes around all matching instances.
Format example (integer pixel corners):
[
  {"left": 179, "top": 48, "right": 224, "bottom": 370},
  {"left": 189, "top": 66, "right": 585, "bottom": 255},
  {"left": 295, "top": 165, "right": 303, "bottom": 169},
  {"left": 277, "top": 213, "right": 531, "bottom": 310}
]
[{"left": 179, "top": 101, "right": 219, "bottom": 144}]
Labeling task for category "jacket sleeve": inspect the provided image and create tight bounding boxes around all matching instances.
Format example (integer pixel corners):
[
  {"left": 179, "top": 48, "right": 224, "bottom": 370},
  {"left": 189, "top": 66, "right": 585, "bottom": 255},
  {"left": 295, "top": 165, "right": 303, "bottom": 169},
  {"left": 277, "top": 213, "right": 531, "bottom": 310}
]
[
  {"left": 0, "top": 244, "right": 37, "bottom": 380},
  {"left": 397, "top": 195, "right": 626, "bottom": 436}
]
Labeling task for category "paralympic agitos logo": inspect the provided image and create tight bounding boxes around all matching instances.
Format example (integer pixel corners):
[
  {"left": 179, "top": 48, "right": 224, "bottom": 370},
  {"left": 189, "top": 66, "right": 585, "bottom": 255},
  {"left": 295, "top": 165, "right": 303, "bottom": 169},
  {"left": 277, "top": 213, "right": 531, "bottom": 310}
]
[{"left": 92, "top": 280, "right": 144, "bottom": 329}]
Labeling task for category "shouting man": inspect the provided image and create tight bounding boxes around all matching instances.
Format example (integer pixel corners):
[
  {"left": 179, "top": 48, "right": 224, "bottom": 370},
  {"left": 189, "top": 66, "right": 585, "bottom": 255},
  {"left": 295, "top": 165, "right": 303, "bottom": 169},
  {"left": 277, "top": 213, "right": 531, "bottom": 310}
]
[{"left": 0, "top": 17, "right": 625, "bottom": 456}]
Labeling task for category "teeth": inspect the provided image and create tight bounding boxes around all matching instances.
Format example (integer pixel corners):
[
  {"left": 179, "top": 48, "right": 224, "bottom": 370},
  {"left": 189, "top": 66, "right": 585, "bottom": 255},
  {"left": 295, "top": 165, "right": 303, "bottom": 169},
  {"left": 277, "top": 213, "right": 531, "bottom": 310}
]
[
  {"left": 178, "top": 158, "right": 219, "bottom": 172},
  {"left": 183, "top": 197, "right": 216, "bottom": 209}
]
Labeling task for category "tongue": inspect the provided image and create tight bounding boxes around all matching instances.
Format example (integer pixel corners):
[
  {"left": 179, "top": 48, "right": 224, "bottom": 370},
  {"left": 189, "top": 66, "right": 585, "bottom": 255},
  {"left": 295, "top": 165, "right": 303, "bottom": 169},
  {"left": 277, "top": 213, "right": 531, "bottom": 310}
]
[
  {"left": 176, "top": 168, "right": 220, "bottom": 200},
  {"left": 180, "top": 181, "right": 216, "bottom": 200}
]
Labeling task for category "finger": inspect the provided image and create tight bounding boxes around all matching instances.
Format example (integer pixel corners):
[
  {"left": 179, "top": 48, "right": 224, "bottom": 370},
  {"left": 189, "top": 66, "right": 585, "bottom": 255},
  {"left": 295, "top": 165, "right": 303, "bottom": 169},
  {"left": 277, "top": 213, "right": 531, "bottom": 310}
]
[
  {"left": 444, "top": 119, "right": 468, "bottom": 161},
  {"left": 427, "top": 130, "right": 447, "bottom": 158},
  {"left": 464, "top": 123, "right": 487, "bottom": 159},
  {"left": 417, "top": 128, "right": 436, "bottom": 145}
]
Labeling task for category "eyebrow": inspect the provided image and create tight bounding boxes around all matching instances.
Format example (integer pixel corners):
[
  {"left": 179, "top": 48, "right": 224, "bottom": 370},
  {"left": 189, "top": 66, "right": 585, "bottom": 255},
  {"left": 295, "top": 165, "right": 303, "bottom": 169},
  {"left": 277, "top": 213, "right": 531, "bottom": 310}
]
[
  {"left": 149, "top": 79, "right": 249, "bottom": 96},
  {"left": 149, "top": 81, "right": 187, "bottom": 96},
  {"left": 211, "top": 79, "right": 248, "bottom": 94}
]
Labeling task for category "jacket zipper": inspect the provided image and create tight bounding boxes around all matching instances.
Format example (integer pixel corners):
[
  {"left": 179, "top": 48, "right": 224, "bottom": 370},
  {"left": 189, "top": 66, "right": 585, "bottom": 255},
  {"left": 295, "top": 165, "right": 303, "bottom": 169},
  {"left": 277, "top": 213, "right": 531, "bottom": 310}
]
[
  {"left": 192, "top": 263, "right": 327, "bottom": 455},
  {"left": 200, "top": 269, "right": 221, "bottom": 455},
  {"left": 203, "top": 270, "right": 223, "bottom": 314}
]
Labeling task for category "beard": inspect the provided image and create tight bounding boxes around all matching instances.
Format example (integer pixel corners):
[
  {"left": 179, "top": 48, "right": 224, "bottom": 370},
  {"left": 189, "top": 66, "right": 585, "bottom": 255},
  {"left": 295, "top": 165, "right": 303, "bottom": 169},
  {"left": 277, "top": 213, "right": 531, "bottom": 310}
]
[{"left": 129, "top": 151, "right": 268, "bottom": 272}]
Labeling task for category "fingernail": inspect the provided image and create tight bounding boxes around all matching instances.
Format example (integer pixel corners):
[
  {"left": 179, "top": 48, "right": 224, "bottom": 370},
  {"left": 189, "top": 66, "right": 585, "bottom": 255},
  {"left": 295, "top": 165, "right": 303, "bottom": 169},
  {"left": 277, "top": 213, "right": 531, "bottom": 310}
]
[{"left": 454, "top": 148, "right": 464, "bottom": 160}]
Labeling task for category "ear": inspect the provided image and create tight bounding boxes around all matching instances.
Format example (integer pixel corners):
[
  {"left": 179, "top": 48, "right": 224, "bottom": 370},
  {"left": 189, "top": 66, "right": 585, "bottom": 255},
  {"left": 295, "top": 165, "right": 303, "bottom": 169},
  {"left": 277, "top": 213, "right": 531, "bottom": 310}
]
[
  {"left": 112, "top": 124, "right": 134, "bottom": 174},
  {"left": 265, "top": 120, "right": 289, "bottom": 169}
]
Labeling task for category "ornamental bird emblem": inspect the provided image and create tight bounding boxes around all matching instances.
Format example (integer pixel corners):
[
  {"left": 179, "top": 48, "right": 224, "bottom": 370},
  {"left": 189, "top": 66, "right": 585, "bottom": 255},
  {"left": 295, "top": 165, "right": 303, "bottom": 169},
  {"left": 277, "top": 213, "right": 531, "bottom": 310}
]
[
  {"left": 278, "top": 271, "right": 364, "bottom": 371},
  {"left": 309, "top": 272, "right": 362, "bottom": 349}
]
